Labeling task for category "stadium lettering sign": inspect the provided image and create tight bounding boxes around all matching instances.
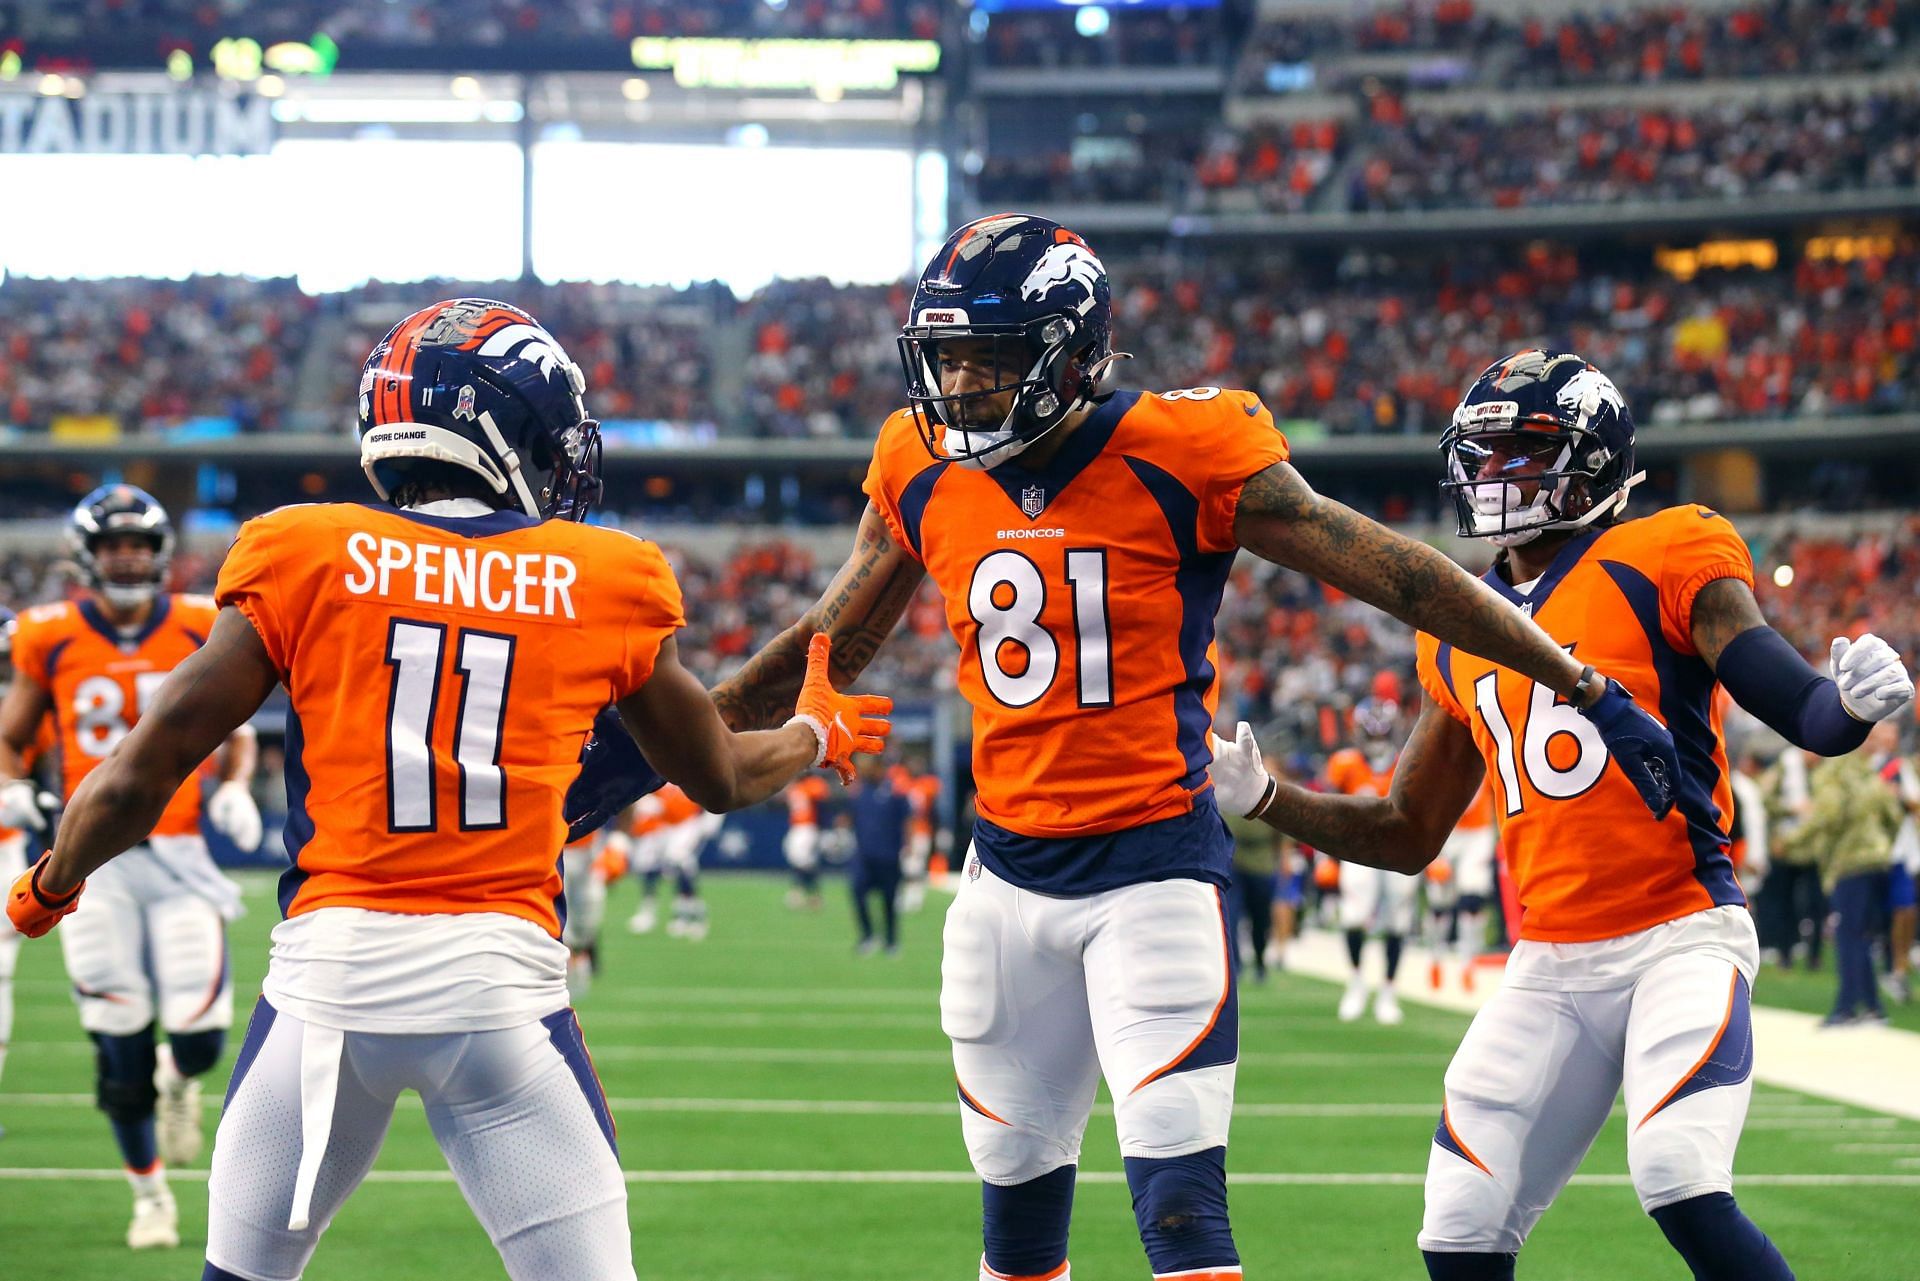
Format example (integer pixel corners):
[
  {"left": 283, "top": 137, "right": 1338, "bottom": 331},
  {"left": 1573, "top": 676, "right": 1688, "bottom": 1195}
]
[
  {"left": 0, "top": 92, "right": 273, "bottom": 156},
  {"left": 630, "top": 38, "right": 940, "bottom": 94}
]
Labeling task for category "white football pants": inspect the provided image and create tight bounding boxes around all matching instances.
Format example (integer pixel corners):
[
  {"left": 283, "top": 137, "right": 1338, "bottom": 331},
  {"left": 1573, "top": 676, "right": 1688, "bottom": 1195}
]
[
  {"left": 0, "top": 833, "right": 23, "bottom": 1085},
  {"left": 942, "top": 856, "right": 1237, "bottom": 1184},
  {"left": 1339, "top": 861, "right": 1420, "bottom": 935},
  {"left": 783, "top": 824, "right": 821, "bottom": 872},
  {"left": 207, "top": 1000, "right": 633, "bottom": 1281},
  {"left": 1422, "top": 946, "right": 1758, "bottom": 1254},
  {"left": 562, "top": 838, "right": 608, "bottom": 952},
  {"left": 1442, "top": 828, "right": 1499, "bottom": 900},
  {"left": 60, "top": 841, "right": 233, "bottom": 1037}
]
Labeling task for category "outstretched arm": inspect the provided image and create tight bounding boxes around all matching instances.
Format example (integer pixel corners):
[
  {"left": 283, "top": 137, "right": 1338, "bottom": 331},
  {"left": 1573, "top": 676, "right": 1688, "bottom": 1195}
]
[
  {"left": 619, "top": 634, "right": 890, "bottom": 813},
  {"left": 1219, "top": 701, "right": 1485, "bottom": 875},
  {"left": 711, "top": 504, "right": 927, "bottom": 730},
  {"left": 38, "top": 607, "right": 279, "bottom": 896},
  {"left": 1691, "top": 577, "right": 1912, "bottom": 754},
  {"left": 1234, "top": 463, "right": 1590, "bottom": 701}
]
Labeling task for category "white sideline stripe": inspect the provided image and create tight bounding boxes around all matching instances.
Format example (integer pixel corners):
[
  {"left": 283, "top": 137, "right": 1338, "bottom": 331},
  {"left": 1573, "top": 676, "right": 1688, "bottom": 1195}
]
[
  {"left": 1, "top": 1167, "right": 1917, "bottom": 1189},
  {"left": 6, "top": 1042, "right": 1452, "bottom": 1068},
  {"left": 0, "top": 1093, "right": 1456, "bottom": 1119},
  {"left": 1834, "top": 1143, "right": 1920, "bottom": 1153}
]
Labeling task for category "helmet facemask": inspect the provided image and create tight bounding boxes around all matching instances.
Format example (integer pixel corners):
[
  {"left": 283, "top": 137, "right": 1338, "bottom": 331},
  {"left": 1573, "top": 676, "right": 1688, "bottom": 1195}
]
[
  {"left": 1442, "top": 419, "right": 1641, "bottom": 547},
  {"left": 899, "top": 314, "right": 1101, "bottom": 471},
  {"left": 69, "top": 497, "right": 173, "bottom": 611}
]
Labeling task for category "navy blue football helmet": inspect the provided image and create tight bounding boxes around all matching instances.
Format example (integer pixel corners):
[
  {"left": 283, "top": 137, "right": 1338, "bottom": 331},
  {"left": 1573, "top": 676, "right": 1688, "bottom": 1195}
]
[
  {"left": 358, "top": 299, "right": 602, "bottom": 521},
  {"left": 67, "top": 484, "right": 174, "bottom": 608},
  {"left": 898, "top": 213, "right": 1121, "bottom": 470},
  {"left": 1439, "top": 349, "right": 1642, "bottom": 547}
]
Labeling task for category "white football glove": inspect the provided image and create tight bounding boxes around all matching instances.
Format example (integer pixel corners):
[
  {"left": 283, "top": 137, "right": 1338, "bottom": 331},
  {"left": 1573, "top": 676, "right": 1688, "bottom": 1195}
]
[
  {"left": 1831, "top": 634, "right": 1915, "bottom": 724},
  {"left": 0, "top": 778, "right": 54, "bottom": 832},
  {"left": 1209, "top": 721, "right": 1277, "bottom": 820},
  {"left": 207, "top": 780, "right": 263, "bottom": 853}
]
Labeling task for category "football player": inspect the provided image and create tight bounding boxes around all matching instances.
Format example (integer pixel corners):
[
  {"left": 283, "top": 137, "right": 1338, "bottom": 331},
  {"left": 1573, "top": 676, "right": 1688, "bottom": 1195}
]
[
  {"left": 1430, "top": 776, "right": 1498, "bottom": 992},
  {"left": 1210, "top": 349, "right": 1915, "bottom": 1281},
  {"left": 709, "top": 218, "right": 1680, "bottom": 1281},
  {"left": 1326, "top": 696, "right": 1417, "bottom": 1024},
  {"left": 6, "top": 298, "right": 891, "bottom": 1281},
  {"left": 0, "top": 485, "right": 263, "bottom": 1248},
  {"left": 893, "top": 753, "right": 939, "bottom": 912},
  {"left": 783, "top": 773, "right": 832, "bottom": 910}
]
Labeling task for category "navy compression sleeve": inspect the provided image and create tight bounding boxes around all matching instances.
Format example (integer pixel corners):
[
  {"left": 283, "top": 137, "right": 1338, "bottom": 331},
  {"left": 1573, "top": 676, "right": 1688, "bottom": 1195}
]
[{"left": 1715, "top": 626, "right": 1869, "bottom": 757}]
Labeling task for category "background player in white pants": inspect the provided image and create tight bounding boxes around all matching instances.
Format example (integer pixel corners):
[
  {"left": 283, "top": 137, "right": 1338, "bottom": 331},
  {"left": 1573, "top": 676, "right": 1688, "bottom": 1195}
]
[
  {"left": 1214, "top": 348, "right": 1916, "bottom": 1281},
  {"left": 7, "top": 298, "right": 893, "bottom": 1281},
  {"left": 0, "top": 608, "right": 27, "bottom": 1133},
  {"left": 1326, "top": 697, "right": 1417, "bottom": 1024},
  {"left": 0, "top": 487, "right": 262, "bottom": 1251}
]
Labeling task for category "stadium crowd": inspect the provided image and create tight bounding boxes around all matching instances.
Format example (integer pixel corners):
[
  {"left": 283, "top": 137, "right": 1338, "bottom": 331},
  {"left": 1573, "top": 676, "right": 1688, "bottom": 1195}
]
[
  {"left": 1347, "top": 90, "right": 1920, "bottom": 213},
  {"left": 0, "top": 0, "right": 944, "bottom": 43},
  {"left": 1235, "top": 0, "right": 1918, "bottom": 93},
  {"left": 6, "top": 239, "right": 1914, "bottom": 439}
]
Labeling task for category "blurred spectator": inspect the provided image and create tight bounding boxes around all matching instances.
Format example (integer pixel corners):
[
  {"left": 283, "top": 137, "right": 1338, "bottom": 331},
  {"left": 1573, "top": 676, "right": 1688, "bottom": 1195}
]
[
  {"left": 1759, "top": 748, "right": 1826, "bottom": 969},
  {"left": 977, "top": 6, "right": 1224, "bottom": 69},
  {"left": 1798, "top": 718, "right": 1905, "bottom": 1025},
  {"left": 1236, "top": 0, "right": 1918, "bottom": 95},
  {"left": 0, "top": 0, "right": 943, "bottom": 43},
  {"left": 1347, "top": 92, "right": 1920, "bottom": 214}
]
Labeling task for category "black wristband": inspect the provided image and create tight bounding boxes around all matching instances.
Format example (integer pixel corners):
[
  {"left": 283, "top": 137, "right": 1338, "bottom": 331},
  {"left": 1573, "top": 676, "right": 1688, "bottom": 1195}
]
[
  {"left": 31, "top": 859, "right": 81, "bottom": 909},
  {"left": 1248, "top": 775, "right": 1279, "bottom": 821}
]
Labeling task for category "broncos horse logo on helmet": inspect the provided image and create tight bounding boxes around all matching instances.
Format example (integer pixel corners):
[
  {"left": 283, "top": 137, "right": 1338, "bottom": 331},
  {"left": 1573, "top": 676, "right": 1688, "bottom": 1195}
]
[
  {"left": 357, "top": 298, "right": 603, "bottom": 522},
  {"left": 1440, "top": 348, "right": 1643, "bottom": 547},
  {"left": 898, "top": 213, "right": 1123, "bottom": 470}
]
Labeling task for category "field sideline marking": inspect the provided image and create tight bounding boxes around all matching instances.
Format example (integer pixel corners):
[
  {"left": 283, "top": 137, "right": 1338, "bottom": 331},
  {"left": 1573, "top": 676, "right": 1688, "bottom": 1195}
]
[
  {"left": 0, "top": 1093, "right": 1453, "bottom": 1119},
  {"left": 2, "top": 1167, "right": 1917, "bottom": 1188},
  {"left": 3, "top": 1042, "right": 1455, "bottom": 1068}
]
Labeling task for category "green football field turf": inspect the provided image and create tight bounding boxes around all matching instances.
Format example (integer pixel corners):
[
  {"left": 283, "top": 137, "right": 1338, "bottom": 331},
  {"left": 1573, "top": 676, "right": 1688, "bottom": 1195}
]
[{"left": 2, "top": 871, "right": 1914, "bottom": 1279}]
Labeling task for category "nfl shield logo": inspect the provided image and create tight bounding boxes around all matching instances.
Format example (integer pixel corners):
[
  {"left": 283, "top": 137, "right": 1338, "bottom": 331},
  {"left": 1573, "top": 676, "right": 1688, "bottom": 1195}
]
[
  {"left": 967, "top": 856, "right": 982, "bottom": 882},
  {"left": 1020, "top": 485, "right": 1046, "bottom": 518},
  {"left": 453, "top": 384, "right": 478, "bottom": 421}
]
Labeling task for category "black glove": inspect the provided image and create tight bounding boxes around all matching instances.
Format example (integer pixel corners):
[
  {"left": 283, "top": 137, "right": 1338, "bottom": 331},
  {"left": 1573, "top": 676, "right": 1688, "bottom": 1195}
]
[
  {"left": 1577, "top": 678, "right": 1679, "bottom": 822},
  {"left": 562, "top": 707, "right": 665, "bottom": 844}
]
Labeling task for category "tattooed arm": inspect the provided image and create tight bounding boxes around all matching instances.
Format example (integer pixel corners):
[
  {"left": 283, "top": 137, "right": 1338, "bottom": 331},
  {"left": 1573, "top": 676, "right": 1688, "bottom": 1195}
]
[
  {"left": 1255, "top": 698, "right": 1485, "bottom": 874},
  {"left": 1233, "top": 462, "right": 1592, "bottom": 702},
  {"left": 710, "top": 504, "right": 927, "bottom": 731}
]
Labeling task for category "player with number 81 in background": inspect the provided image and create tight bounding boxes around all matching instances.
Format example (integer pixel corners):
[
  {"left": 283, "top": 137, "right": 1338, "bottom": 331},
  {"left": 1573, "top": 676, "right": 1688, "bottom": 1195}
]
[
  {"left": 708, "top": 216, "right": 1684, "bottom": 1281},
  {"left": 0, "top": 484, "right": 263, "bottom": 1251}
]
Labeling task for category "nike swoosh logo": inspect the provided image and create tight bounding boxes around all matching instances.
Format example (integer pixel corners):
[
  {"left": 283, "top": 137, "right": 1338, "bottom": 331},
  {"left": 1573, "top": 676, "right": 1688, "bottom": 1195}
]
[{"left": 1242, "top": 401, "right": 1261, "bottom": 416}]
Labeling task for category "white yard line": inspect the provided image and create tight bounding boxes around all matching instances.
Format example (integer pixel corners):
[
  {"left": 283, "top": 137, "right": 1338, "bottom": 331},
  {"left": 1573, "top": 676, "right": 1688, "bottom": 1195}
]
[
  {"left": 1282, "top": 932, "right": 1920, "bottom": 1121},
  {"left": 2, "top": 1167, "right": 1917, "bottom": 1188}
]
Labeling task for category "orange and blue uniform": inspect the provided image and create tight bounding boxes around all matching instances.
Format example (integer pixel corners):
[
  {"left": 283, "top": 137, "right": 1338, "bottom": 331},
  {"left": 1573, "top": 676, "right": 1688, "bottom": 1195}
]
[
  {"left": 864, "top": 387, "right": 1288, "bottom": 892},
  {"left": 1416, "top": 504, "right": 1753, "bottom": 943},
  {"left": 214, "top": 502, "right": 684, "bottom": 936},
  {"left": 11, "top": 594, "right": 219, "bottom": 838},
  {"left": 787, "top": 774, "right": 830, "bottom": 828},
  {"left": 1326, "top": 748, "right": 1393, "bottom": 800}
]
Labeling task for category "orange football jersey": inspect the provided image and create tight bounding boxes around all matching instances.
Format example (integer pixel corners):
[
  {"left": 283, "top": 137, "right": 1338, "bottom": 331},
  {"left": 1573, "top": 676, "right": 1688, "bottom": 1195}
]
[
  {"left": 655, "top": 783, "right": 703, "bottom": 826},
  {"left": 1326, "top": 747, "right": 1393, "bottom": 798},
  {"left": 1416, "top": 504, "right": 1753, "bottom": 943},
  {"left": 786, "top": 774, "right": 830, "bottom": 827},
  {"left": 12, "top": 594, "right": 219, "bottom": 838},
  {"left": 864, "top": 388, "right": 1288, "bottom": 870},
  {"left": 216, "top": 502, "right": 684, "bottom": 936}
]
